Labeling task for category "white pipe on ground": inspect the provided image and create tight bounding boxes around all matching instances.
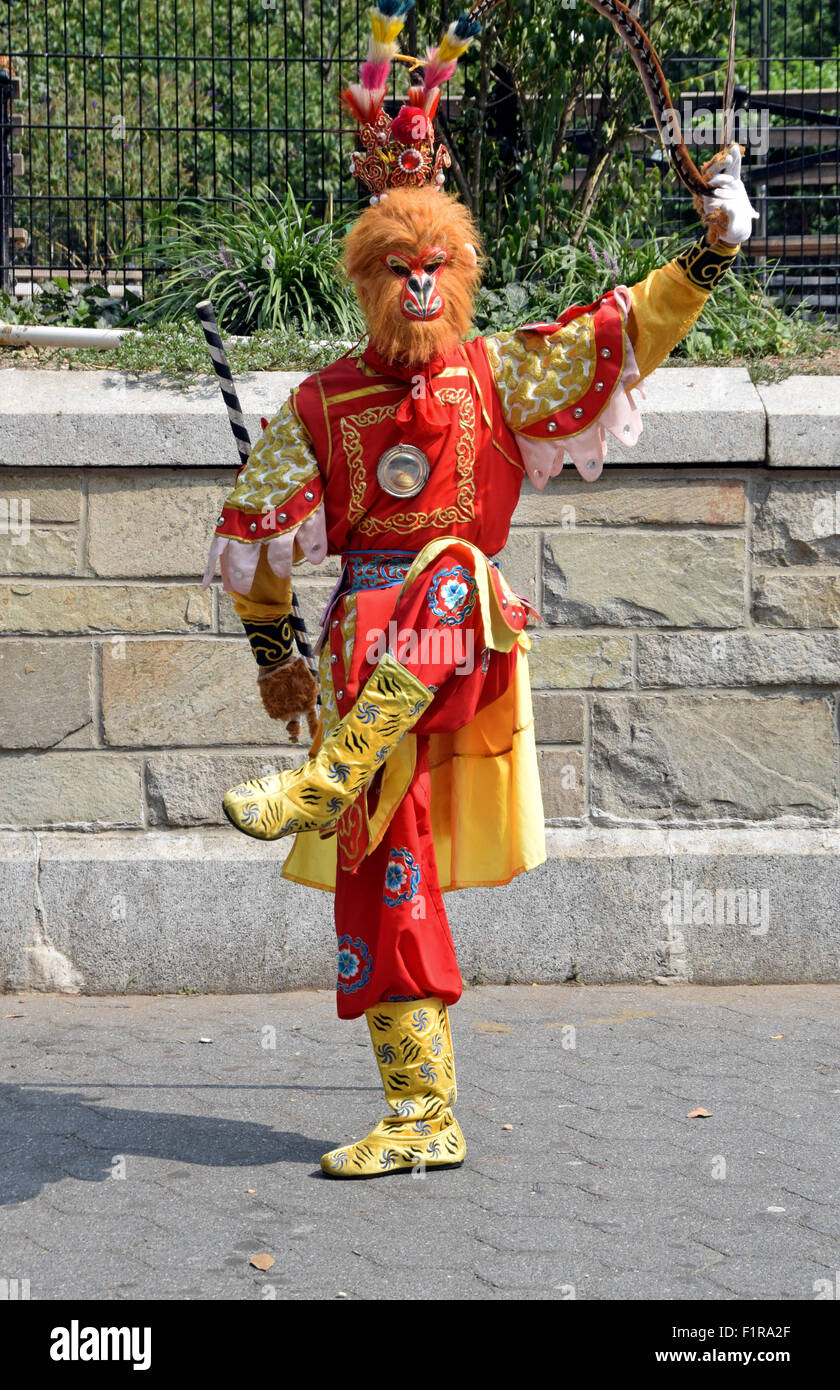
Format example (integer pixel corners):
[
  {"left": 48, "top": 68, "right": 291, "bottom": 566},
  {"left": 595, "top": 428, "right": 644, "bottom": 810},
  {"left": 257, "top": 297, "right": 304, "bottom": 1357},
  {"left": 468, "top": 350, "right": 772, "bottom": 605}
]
[{"left": 0, "top": 322, "right": 141, "bottom": 349}]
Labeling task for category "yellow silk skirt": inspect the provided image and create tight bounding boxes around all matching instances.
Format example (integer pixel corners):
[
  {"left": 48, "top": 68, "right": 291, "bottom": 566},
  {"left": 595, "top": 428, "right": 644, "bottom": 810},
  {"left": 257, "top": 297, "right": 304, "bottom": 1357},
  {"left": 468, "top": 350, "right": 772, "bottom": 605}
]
[{"left": 281, "top": 538, "right": 547, "bottom": 894}]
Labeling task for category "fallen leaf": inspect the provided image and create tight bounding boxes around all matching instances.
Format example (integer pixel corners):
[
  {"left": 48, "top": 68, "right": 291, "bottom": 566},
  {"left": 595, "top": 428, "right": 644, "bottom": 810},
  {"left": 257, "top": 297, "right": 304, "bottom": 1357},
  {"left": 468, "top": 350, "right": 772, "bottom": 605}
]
[
  {"left": 249, "top": 1253, "right": 275, "bottom": 1271},
  {"left": 770, "top": 1034, "right": 784, "bottom": 1039},
  {"left": 502, "top": 1123, "right": 513, "bottom": 1131},
  {"left": 245, "top": 1188, "right": 256, "bottom": 1194},
  {"left": 687, "top": 1107, "right": 711, "bottom": 1119}
]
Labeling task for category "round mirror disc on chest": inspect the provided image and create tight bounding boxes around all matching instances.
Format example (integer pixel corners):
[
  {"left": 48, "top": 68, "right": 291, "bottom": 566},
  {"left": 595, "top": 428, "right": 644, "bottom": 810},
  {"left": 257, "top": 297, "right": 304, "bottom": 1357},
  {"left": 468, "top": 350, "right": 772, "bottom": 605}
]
[{"left": 376, "top": 444, "right": 431, "bottom": 499}]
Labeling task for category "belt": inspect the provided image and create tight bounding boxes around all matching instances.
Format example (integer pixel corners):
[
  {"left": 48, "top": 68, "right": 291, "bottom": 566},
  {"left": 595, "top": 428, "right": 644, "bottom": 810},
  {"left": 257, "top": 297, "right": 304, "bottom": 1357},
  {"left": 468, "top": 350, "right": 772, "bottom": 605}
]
[
  {"left": 315, "top": 551, "right": 415, "bottom": 654},
  {"left": 316, "top": 547, "right": 501, "bottom": 653},
  {"left": 342, "top": 550, "right": 416, "bottom": 593}
]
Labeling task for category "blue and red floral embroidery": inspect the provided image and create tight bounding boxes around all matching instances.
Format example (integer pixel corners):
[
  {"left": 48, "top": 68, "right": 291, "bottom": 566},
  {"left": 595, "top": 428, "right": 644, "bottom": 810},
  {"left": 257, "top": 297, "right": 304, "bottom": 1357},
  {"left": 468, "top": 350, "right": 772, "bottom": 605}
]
[
  {"left": 427, "top": 565, "right": 478, "bottom": 628},
  {"left": 337, "top": 935, "right": 374, "bottom": 994},
  {"left": 383, "top": 847, "right": 421, "bottom": 907}
]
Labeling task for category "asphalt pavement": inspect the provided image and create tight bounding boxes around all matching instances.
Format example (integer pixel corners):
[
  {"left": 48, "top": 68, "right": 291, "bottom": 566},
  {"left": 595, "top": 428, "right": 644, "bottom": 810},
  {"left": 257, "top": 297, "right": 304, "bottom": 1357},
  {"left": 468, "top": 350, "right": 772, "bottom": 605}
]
[{"left": 1, "top": 983, "right": 838, "bottom": 1301}]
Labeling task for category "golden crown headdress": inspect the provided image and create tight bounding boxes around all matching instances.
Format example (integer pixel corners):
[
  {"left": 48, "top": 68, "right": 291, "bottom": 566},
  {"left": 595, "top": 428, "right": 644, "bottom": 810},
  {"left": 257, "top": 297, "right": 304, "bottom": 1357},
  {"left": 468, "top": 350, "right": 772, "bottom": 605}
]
[{"left": 341, "top": 1, "right": 496, "bottom": 202}]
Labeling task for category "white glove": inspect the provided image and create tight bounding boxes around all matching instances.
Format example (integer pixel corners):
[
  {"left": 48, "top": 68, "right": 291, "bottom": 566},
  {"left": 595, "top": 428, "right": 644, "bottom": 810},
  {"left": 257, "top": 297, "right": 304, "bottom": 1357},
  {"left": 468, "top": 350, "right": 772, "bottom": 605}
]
[{"left": 701, "top": 142, "right": 759, "bottom": 246}]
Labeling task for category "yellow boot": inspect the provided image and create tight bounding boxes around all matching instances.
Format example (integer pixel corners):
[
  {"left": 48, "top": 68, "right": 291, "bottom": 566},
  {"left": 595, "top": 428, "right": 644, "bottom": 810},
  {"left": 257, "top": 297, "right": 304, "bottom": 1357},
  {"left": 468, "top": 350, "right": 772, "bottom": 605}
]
[
  {"left": 321, "top": 998, "right": 466, "bottom": 1178},
  {"left": 223, "top": 653, "right": 432, "bottom": 841}
]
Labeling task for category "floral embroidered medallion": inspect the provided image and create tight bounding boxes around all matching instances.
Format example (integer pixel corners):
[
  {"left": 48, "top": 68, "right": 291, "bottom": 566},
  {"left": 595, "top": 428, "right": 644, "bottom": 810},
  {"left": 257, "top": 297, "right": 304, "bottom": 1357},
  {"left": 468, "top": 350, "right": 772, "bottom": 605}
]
[
  {"left": 427, "top": 565, "right": 478, "bottom": 627},
  {"left": 383, "top": 847, "right": 421, "bottom": 907},
  {"left": 336, "top": 935, "right": 374, "bottom": 994}
]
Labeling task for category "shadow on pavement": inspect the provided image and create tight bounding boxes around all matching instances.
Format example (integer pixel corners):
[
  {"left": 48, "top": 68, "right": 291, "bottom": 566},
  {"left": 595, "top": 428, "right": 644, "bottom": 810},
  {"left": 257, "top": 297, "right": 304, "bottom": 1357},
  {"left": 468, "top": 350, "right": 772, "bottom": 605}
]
[{"left": 0, "top": 1082, "right": 339, "bottom": 1204}]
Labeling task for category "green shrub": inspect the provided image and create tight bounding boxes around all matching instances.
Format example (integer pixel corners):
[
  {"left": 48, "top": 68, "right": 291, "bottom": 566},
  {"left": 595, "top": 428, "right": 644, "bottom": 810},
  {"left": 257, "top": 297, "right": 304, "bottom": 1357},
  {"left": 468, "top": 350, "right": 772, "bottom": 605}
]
[
  {"left": 0, "top": 279, "right": 141, "bottom": 328},
  {"left": 56, "top": 319, "right": 353, "bottom": 381},
  {"left": 123, "top": 181, "right": 364, "bottom": 338},
  {"left": 476, "top": 218, "right": 836, "bottom": 361}
]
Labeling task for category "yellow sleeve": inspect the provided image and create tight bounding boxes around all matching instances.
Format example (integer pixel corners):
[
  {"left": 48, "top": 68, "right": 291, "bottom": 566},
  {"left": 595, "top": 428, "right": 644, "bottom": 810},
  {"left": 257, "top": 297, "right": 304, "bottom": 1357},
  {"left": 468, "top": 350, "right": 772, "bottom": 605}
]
[
  {"left": 208, "top": 386, "right": 326, "bottom": 666},
  {"left": 229, "top": 547, "right": 293, "bottom": 624},
  {"left": 627, "top": 237, "right": 740, "bottom": 384},
  {"left": 227, "top": 547, "right": 296, "bottom": 668}
]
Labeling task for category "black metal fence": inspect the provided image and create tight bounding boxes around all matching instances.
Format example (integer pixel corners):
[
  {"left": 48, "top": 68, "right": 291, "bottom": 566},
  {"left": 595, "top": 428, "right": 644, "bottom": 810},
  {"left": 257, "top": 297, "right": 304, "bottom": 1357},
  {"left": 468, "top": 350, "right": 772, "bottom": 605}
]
[
  {"left": 675, "top": 2, "right": 840, "bottom": 313},
  {"left": 1, "top": 0, "right": 839, "bottom": 311}
]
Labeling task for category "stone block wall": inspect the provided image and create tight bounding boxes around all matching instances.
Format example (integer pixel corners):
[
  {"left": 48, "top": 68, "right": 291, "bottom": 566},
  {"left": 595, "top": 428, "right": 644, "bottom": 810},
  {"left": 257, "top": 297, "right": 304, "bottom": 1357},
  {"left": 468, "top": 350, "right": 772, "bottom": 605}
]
[
  {"left": 1, "top": 367, "right": 839, "bottom": 992},
  {"left": 1, "top": 462, "right": 838, "bottom": 832}
]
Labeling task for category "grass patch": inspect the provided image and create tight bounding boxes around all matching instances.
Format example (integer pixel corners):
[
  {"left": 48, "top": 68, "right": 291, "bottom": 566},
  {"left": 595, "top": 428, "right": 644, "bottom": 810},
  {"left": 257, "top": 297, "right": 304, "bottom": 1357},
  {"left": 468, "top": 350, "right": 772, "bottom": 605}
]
[
  {"left": 0, "top": 318, "right": 361, "bottom": 382},
  {"left": 3, "top": 319, "right": 835, "bottom": 385}
]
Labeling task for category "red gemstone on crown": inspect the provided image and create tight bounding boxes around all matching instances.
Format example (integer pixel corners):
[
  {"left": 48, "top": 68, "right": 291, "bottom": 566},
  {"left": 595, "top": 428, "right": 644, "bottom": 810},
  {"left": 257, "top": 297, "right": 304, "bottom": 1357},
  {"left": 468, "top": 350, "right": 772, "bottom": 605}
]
[{"left": 399, "top": 148, "right": 425, "bottom": 173}]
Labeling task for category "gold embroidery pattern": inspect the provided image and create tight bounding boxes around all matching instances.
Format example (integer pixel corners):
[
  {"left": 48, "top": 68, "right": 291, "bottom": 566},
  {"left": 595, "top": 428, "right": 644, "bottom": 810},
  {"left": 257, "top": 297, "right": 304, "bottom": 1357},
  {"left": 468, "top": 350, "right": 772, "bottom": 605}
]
[
  {"left": 674, "top": 237, "right": 739, "bottom": 291},
  {"left": 336, "top": 800, "right": 366, "bottom": 864},
  {"left": 318, "top": 593, "right": 359, "bottom": 739},
  {"left": 342, "top": 404, "right": 400, "bottom": 522},
  {"left": 458, "top": 347, "right": 523, "bottom": 472},
  {"left": 318, "top": 642, "right": 340, "bottom": 737},
  {"left": 485, "top": 318, "right": 596, "bottom": 432},
  {"left": 341, "top": 389, "right": 476, "bottom": 537},
  {"left": 343, "top": 593, "right": 358, "bottom": 681},
  {"left": 225, "top": 391, "right": 320, "bottom": 514}
]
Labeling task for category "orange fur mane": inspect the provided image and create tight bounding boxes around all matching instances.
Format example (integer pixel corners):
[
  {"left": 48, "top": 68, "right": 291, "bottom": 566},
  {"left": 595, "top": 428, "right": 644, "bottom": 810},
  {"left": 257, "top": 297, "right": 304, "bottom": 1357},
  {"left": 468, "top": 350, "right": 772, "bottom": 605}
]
[{"left": 342, "top": 187, "right": 485, "bottom": 367}]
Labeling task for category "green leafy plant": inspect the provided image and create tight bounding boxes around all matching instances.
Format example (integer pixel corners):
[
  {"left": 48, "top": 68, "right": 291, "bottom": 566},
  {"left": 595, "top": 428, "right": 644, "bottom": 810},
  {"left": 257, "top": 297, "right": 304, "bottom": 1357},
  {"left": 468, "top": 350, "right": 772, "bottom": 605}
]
[
  {"left": 123, "top": 181, "right": 364, "bottom": 337},
  {"left": 10, "top": 0, "right": 356, "bottom": 272},
  {"left": 476, "top": 218, "right": 836, "bottom": 362},
  {"left": 0, "top": 279, "right": 140, "bottom": 328},
  {"left": 459, "top": 0, "right": 733, "bottom": 269}
]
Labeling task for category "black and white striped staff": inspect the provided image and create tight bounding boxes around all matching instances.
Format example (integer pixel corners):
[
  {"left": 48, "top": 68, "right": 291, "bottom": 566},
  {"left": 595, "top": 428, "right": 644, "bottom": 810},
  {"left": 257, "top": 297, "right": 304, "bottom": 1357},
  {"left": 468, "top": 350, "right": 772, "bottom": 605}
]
[{"left": 196, "top": 299, "right": 317, "bottom": 677}]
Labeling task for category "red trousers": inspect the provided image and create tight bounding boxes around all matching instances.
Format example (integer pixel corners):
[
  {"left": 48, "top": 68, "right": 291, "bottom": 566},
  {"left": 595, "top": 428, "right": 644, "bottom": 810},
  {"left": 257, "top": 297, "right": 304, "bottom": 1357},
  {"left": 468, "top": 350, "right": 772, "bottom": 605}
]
[{"left": 330, "top": 548, "right": 515, "bottom": 1020}]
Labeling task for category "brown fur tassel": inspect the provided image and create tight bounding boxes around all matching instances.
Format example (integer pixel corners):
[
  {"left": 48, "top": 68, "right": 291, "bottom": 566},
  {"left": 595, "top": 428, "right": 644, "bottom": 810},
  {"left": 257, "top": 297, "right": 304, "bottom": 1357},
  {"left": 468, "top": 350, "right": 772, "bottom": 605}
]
[{"left": 258, "top": 658, "right": 320, "bottom": 745}]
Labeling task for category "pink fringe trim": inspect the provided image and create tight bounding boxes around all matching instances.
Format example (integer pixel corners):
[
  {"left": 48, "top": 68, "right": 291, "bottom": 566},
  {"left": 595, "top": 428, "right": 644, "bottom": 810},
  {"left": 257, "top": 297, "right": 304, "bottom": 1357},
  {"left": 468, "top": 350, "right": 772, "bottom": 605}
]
[
  {"left": 361, "top": 60, "right": 390, "bottom": 91},
  {"left": 515, "top": 285, "right": 646, "bottom": 487},
  {"left": 200, "top": 503, "right": 328, "bottom": 595},
  {"left": 423, "top": 53, "right": 457, "bottom": 89}
]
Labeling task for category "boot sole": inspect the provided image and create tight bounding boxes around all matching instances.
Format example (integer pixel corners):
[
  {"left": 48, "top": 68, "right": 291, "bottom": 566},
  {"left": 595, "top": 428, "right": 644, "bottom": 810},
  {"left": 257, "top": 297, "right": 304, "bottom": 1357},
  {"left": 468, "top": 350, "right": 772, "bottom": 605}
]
[{"left": 319, "top": 1158, "right": 465, "bottom": 1180}]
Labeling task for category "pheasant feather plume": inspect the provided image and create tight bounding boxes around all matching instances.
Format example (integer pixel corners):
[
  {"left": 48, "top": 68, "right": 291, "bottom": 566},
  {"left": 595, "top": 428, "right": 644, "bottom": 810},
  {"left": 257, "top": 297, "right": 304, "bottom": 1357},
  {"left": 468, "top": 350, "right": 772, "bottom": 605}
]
[{"left": 341, "top": 0, "right": 416, "bottom": 125}]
